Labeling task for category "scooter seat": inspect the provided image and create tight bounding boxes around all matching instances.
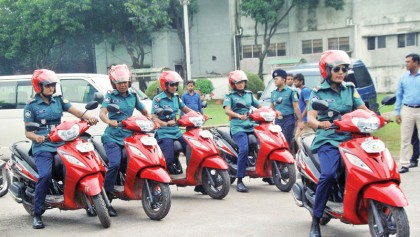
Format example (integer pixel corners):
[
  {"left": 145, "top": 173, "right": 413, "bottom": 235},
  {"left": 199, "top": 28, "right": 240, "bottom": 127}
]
[
  {"left": 216, "top": 127, "right": 238, "bottom": 149},
  {"left": 14, "top": 141, "right": 37, "bottom": 172},
  {"left": 301, "top": 134, "right": 321, "bottom": 171},
  {"left": 91, "top": 136, "right": 109, "bottom": 164}
]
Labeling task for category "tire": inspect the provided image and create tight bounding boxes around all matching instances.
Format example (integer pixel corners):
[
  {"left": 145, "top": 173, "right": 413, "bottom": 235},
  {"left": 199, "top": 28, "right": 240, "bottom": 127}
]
[
  {"left": 0, "top": 165, "right": 10, "bottom": 197},
  {"left": 272, "top": 161, "right": 296, "bottom": 192},
  {"left": 142, "top": 180, "right": 171, "bottom": 220},
  {"left": 368, "top": 200, "right": 409, "bottom": 237},
  {"left": 202, "top": 168, "right": 230, "bottom": 200},
  {"left": 92, "top": 194, "right": 111, "bottom": 228}
]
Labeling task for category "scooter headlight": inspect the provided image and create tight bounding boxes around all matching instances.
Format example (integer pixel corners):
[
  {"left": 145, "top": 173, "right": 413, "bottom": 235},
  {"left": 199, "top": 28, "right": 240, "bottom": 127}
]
[
  {"left": 361, "top": 139, "right": 385, "bottom": 153},
  {"left": 128, "top": 144, "right": 147, "bottom": 159},
  {"left": 199, "top": 130, "right": 213, "bottom": 139},
  {"left": 189, "top": 116, "right": 205, "bottom": 127},
  {"left": 351, "top": 116, "right": 380, "bottom": 133},
  {"left": 135, "top": 120, "right": 155, "bottom": 132},
  {"left": 57, "top": 124, "right": 80, "bottom": 141},
  {"left": 187, "top": 138, "right": 210, "bottom": 151},
  {"left": 261, "top": 111, "right": 276, "bottom": 122},
  {"left": 140, "top": 136, "right": 157, "bottom": 146},
  {"left": 60, "top": 152, "right": 87, "bottom": 167},
  {"left": 345, "top": 153, "right": 373, "bottom": 173}
]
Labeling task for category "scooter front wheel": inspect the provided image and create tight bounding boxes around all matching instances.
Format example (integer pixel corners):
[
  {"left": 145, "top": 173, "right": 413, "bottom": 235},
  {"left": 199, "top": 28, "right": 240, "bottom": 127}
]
[
  {"left": 368, "top": 200, "right": 409, "bottom": 237},
  {"left": 272, "top": 161, "right": 296, "bottom": 192},
  {"left": 92, "top": 194, "right": 111, "bottom": 228},
  {"left": 202, "top": 168, "right": 230, "bottom": 200},
  {"left": 142, "top": 180, "right": 171, "bottom": 220}
]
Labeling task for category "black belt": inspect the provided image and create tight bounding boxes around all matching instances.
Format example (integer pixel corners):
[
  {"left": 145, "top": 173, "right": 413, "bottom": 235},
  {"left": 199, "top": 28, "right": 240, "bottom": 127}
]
[{"left": 404, "top": 104, "right": 420, "bottom": 108}]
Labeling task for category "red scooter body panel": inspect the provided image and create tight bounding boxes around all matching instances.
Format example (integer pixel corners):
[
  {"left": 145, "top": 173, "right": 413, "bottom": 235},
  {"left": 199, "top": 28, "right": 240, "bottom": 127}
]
[
  {"left": 201, "top": 156, "right": 229, "bottom": 170},
  {"left": 123, "top": 133, "right": 167, "bottom": 200},
  {"left": 57, "top": 139, "right": 106, "bottom": 209},
  {"left": 363, "top": 182, "right": 408, "bottom": 207},
  {"left": 140, "top": 167, "right": 171, "bottom": 183},
  {"left": 78, "top": 173, "right": 105, "bottom": 196}
]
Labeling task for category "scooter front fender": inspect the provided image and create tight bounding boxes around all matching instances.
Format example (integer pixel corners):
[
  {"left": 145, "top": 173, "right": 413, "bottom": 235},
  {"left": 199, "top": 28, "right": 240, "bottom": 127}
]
[
  {"left": 140, "top": 167, "right": 171, "bottom": 183},
  {"left": 78, "top": 173, "right": 104, "bottom": 196},
  {"left": 201, "top": 156, "right": 229, "bottom": 170},
  {"left": 363, "top": 182, "right": 408, "bottom": 207},
  {"left": 269, "top": 149, "right": 295, "bottom": 164}
]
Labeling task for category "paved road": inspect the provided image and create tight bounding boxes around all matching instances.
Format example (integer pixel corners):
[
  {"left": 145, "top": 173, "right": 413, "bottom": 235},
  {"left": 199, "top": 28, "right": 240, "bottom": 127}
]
[{"left": 1, "top": 169, "right": 419, "bottom": 237}]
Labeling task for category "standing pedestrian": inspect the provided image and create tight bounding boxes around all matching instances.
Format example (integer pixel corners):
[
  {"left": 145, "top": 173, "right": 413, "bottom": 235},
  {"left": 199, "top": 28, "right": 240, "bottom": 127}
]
[
  {"left": 410, "top": 125, "right": 419, "bottom": 167},
  {"left": 270, "top": 69, "right": 303, "bottom": 147},
  {"left": 293, "top": 73, "right": 314, "bottom": 142},
  {"left": 181, "top": 80, "right": 202, "bottom": 116},
  {"left": 395, "top": 53, "right": 420, "bottom": 173}
]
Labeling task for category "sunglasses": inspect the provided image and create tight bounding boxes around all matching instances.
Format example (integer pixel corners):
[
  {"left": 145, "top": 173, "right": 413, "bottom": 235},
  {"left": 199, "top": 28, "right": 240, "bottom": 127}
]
[
  {"left": 169, "top": 83, "right": 179, "bottom": 87},
  {"left": 43, "top": 83, "right": 56, "bottom": 88},
  {"left": 332, "top": 66, "right": 349, "bottom": 73}
]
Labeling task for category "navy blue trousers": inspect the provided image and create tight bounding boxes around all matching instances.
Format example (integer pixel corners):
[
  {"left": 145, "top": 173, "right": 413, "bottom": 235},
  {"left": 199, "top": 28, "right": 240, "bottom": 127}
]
[
  {"left": 275, "top": 115, "right": 296, "bottom": 148},
  {"left": 232, "top": 132, "right": 250, "bottom": 178},
  {"left": 103, "top": 142, "right": 126, "bottom": 192},
  {"left": 34, "top": 151, "right": 54, "bottom": 217},
  {"left": 411, "top": 125, "right": 419, "bottom": 163},
  {"left": 313, "top": 143, "right": 341, "bottom": 219},
  {"left": 157, "top": 136, "right": 188, "bottom": 168}
]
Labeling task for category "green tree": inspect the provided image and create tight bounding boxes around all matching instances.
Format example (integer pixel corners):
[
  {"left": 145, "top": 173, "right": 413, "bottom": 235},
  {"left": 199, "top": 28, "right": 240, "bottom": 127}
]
[
  {"left": 245, "top": 72, "right": 265, "bottom": 94},
  {"left": 195, "top": 78, "right": 214, "bottom": 95},
  {"left": 0, "top": 0, "right": 92, "bottom": 72},
  {"left": 241, "top": 0, "right": 345, "bottom": 79}
]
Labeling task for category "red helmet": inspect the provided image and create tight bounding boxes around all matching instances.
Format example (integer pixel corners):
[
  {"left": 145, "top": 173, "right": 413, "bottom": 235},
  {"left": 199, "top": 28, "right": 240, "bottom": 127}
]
[
  {"left": 109, "top": 64, "right": 132, "bottom": 89},
  {"left": 228, "top": 70, "right": 248, "bottom": 89},
  {"left": 32, "top": 69, "right": 59, "bottom": 94},
  {"left": 159, "top": 71, "right": 183, "bottom": 91},
  {"left": 319, "top": 50, "right": 351, "bottom": 79}
]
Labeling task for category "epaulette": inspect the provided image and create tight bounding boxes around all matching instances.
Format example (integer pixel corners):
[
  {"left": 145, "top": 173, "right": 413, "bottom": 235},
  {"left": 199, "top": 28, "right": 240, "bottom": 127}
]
[
  {"left": 225, "top": 91, "right": 232, "bottom": 96},
  {"left": 312, "top": 86, "right": 321, "bottom": 92},
  {"left": 174, "top": 92, "right": 179, "bottom": 96},
  {"left": 344, "top": 81, "right": 355, "bottom": 87},
  {"left": 244, "top": 89, "right": 253, "bottom": 94},
  {"left": 26, "top": 98, "right": 36, "bottom": 104},
  {"left": 129, "top": 88, "right": 137, "bottom": 96}
]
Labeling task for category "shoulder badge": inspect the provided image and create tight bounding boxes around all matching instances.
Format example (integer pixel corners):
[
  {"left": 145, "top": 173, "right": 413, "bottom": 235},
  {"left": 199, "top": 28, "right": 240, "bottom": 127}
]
[
  {"left": 24, "top": 110, "right": 31, "bottom": 118},
  {"left": 353, "top": 89, "right": 361, "bottom": 99},
  {"left": 63, "top": 98, "right": 69, "bottom": 104},
  {"left": 155, "top": 97, "right": 160, "bottom": 102},
  {"left": 294, "top": 93, "right": 298, "bottom": 99}
]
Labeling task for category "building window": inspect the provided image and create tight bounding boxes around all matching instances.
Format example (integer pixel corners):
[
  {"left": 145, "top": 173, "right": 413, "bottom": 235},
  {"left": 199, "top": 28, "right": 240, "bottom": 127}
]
[
  {"left": 367, "top": 37, "right": 376, "bottom": 50},
  {"left": 253, "top": 45, "right": 261, "bottom": 58},
  {"left": 242, "top": 44, "right": 262, "bottom": 58},
  {"left": 302, "top": 39, "right": 323, "bottom": 54},
  {"left": 378, "top": 36, "right": 386, "bottom": 48},
  {"left": 398, "top": 33, "right": 418, "bottom": 48},
  {"left": 267, "top": 43, "right": 286, "bottom": 57},
  {"left": 328, "top": 37, "right": 350, "bottom": 51}
]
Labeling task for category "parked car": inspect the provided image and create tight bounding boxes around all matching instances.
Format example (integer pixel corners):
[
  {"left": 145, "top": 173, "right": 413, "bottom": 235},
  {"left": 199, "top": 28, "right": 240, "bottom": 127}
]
[
  {"left": 0, "top": 73, "right": 152, "bottom": 160},
  {"left": 258, "top": 59, "right": 379, "bottom": 112}
]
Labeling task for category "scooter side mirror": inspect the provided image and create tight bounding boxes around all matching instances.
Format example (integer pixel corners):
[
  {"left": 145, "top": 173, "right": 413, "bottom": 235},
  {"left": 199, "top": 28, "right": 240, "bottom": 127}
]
[
  {"left": 93, "top": 92, "right": 104, "bottom": 104},
  {"left": 381, "top": 95, "right": 396, "bottom": 106},
  {"left": 85, "top": 101, "right": 99, "bottom": 110},
  {"left": 26, "top": 122, "right": 40, "bottom": 132},
  {"left": 312, "top": 100, "right": 329, "bottom": 111},
  {"left": 201, "top": 101, "right": 207, "bottom": 108},
  {"left": 107, "top": 104, "right": 120, "bottom": 113},
  {"left": 236, "top": 102, "right": 246, "bottom": 108}
]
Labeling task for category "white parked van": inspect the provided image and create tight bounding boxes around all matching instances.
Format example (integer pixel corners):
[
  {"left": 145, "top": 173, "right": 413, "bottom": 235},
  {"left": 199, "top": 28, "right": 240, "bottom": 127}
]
[{"left": 0, "top": 73, "right": 152, "bottom": 160}]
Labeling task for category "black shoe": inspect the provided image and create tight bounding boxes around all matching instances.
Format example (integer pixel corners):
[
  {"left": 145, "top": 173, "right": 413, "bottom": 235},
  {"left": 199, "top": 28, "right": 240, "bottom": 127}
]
[
  {"left": 108, "top": 206, "right": 118, "bottom": 217},
  {"left": 409, "top": 162, "right": 418, "bottom": 168},
  {"left": 86, "top": 206, "right": 97, "bottom": 217},
  {"left": 32, "top": 216, "right": 45, "bottom": 229},
  {"left": 309, "top": 216, "right": 321, "bottom": 237},
  {"left": 399, "top": 167, "right": 409, "bottom": 174},
  {"left": 236, "top": 182, "right": 249, "bottom": 192},
  {"left": 194, "top": 185, "right": 207, "bottom": 195},
  {"left": 262, "top": 177, "right": 275, "bottom": 185}
]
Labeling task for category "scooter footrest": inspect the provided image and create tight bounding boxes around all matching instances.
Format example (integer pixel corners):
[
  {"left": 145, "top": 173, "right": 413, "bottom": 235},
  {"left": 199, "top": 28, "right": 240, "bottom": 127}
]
[
  {"left": 114, "top": 185, "right": 125, "bottom": 193},
  {"left": 45, "top": 195, "right": 64, "bottom": 204},
  {"left": 326, "top": 201, "right": 344, "bottom": 214},
  {"left": 245, "top": 167, "right": 256, "bottom": 172}
]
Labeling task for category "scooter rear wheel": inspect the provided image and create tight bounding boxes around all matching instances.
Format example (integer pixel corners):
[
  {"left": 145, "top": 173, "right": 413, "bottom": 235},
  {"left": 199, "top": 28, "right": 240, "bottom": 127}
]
[
  {"left": 368, "top": 200, "right": 409, "bottom": 237},
  {"left": 92, "top": 194, "right": 111, "bottom": 228},
  {"left": 0, "top": 165, "right": 10, "bottom": 197},
  {"left": 272, "top": 161, "right": 296, "bottom": 192},
  {"left": 142, "top": 180, "right": 171, "bottom": 220},
  {"left": 202, "top": 168, "right": 230, "bottom": 200}
]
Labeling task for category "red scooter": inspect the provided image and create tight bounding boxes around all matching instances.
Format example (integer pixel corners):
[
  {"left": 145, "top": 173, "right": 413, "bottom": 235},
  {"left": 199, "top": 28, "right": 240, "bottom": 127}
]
[
  {"left": 292, "top": 96, "right": 410, "bottom": 236},
  {"left": 7, "top": 101, "right": 111, "bottom": 228},
  {"left": 158, "top": 108, "right": 230, "bottom": 199},
  {"left": 210, "top": 101, "right": 296, "bottom": 192},
  {"left": 91, "top": 104, "right": 171, "bottom": 220}
]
